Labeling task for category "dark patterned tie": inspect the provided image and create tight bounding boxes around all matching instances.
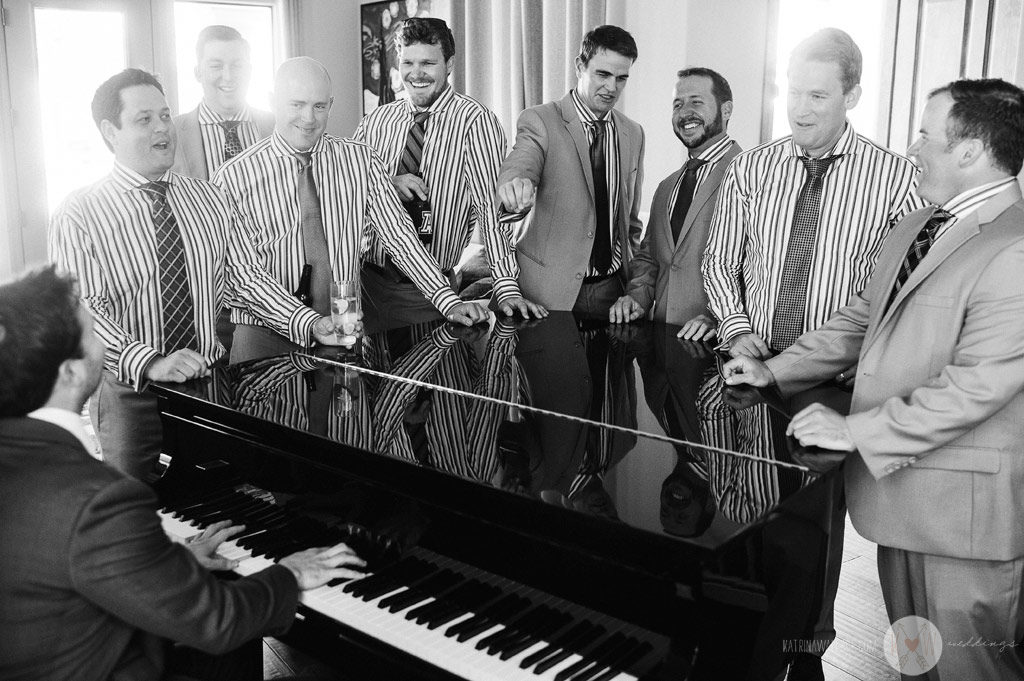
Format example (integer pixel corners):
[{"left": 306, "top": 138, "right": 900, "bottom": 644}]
[
  {"left": 398, "top": 111, "right": 429, "bottom": 176},
  {"left": 885, "top": 208, "right": 954, "bottom": 312},
  {"left": 670, "top": 157, "right": 708, "bottom": 242},
  {"left": 296, "top": 151, "right": 332, "bottom": 316},
  {"left": 770, "top": 155, "right": 840, "bottom": 351},
  {"left": 139, "top": 181, "right": 197, "bottom": 354},
  {"left": 589, "top": 119, "right": 611, "bottom": 273},
  {"left": 221, "top": 120, "right": 243, "bottom": 160}
]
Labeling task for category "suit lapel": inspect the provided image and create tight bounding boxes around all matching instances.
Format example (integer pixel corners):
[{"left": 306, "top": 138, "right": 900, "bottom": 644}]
[
  {"left": 559, "top": 95, "right": 596, "bottom": 202},
  {"left": 674, "top": 141, "right": 739, "bottom": 251}
]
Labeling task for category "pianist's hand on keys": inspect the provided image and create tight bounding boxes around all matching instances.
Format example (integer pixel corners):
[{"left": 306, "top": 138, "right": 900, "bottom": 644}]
[{"left": 180, "top": 518, "right": 367, "bottom": 589}]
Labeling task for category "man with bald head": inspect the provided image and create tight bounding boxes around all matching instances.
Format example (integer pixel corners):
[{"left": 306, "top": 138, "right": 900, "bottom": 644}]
[{"left": 215, "top": 57, "right": 487, "bottom": 358}]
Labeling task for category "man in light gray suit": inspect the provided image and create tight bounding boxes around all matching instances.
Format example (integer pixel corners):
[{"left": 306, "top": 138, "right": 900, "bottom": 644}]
[
  {"left": 172, "top": 25, "right": 274, "bottom": 181},
  {"left": 724, "top": 78, "right": 1024, "bottom": 680},
  {"left": 609, "top": 67, "right": 741, "bottom": 338},
  {"left": 497, "top": 25, "right": 644, "bottom": 318}
]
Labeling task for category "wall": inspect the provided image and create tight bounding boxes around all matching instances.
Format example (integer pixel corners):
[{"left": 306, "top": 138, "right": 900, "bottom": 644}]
[{"left": 294, "top": 0, "right": 364, "bottom": 138}]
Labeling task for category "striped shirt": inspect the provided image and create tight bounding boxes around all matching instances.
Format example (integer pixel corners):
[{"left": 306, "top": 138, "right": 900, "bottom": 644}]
[
  {"left": 666, "top": 133, "right": 735, "bottom": 218},
  {"left": 570, "top": 89, "right": 624, "bottom": 277},
  {"left": 213, "top": 131, "right": 463, "bottom": 325},
  {"left": 49, "top": 162, "right": 320, "bottom": 389},
  {"left": 703, "top": 124, "right": 925, "bottom": 344},
  {"left": 935, "top": 177, "right": 1018, "bottom": 240},
  {"left": 196, "top": 102, "right": 266, "bottom": 179},
  {"left": 352, "top": 87, "right": 518, "bottom": 300}
]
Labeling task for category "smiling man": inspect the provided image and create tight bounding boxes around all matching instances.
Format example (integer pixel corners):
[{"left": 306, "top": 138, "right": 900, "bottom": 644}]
[
  {"left": 353, "top": 18, "right": 541, "bottom": 327},
  {"left": 611, "top": 67, "right": 740, "bottom": 336},
  {"left": 497, "top": 25, "right": 645, "bottom": 317},
  {"left": 703, "top": 28, "right": 925, "bottom": 360},
  {"left": 172, "top": 25, "right": 273, "bottom": 181},
  {"left": 214, "top": 57, "right": 487, "bottom": 360},
  {"left": 49, "top": 68, "right": 343, "bottom": 480}
]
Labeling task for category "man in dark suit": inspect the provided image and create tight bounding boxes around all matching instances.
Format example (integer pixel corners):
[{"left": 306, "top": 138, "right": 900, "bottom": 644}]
[
  {"left": 496, "top": 25, "right": 644, "bottom": 317},
  {"left": 172, "top": 25, "right": 274, "bottom": 181},
  {"left": 725, "top": 78, "right": 1024, "bottom": 680},
  {"left": 610, "top": 67, "right": 740, "bottom": 338},
  {"left": 0, "top": 266, "right": 364, "bottom": 681}
]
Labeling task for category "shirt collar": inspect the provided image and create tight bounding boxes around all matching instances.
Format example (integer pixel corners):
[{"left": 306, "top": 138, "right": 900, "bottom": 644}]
[
  {"left": 784, "top": 121, "right": 856, "bottom": 159},
  {"left": 27, "top": 407, "right": 95, "bottom": 455},
  {"left": 570, "top": 88, "right": 614, "bottom": 126},
  {"left": 941, "top": 177, "right": 1018, "bottom": 218},
  {"left": 269, "top": 130, "right": 328, "bottom": 159},
  {"left": 403, "top": 84, "right": 455, "bottom": 117},
  {"left": 110, "top": 161, "right": 174, "bottom": 193},
  {"left": 197, "top": 100, "right": 252, "bottom": 125},
  {"left": 690, "top": 133, "right": 733, "bottom": 164}
]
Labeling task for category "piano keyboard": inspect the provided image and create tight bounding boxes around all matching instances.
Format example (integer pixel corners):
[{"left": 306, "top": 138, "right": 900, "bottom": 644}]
[{"left": 159, "top": 486, "right": 664, "bottom": 681}]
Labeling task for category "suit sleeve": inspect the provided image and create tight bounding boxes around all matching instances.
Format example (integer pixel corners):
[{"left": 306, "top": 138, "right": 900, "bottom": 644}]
[
  {"left": 845, "top": 241, "right": 1024, "bottom": 478},
  {"left": 625, "top": 222, "right": 657, "bottom": 313},
  {"left": 69, "top": 477, "right": 298, "bottom": 654},
  {"left": 497, "top": 107, "right": 548, "bottom": 188},
  {"left": 627, "top": 126, "right": 645, "bottom": 258}
]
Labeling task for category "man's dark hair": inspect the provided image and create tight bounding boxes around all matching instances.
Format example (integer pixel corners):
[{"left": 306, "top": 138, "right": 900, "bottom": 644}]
[
  {"left": 578, "top": 25, "right": 638, "bottom": 65},
  {"left": 395, "top": 17, "right": 455, "bottom": 61},
  {"left": 790, "top": 27, "right": 862, "bottom": 94},
  {"left": 195, "top": 24, "right": 249, "bottom": 62},
  {"left": 930, "top": 78, "right": 1024, "bottom": 176},
  {"left": 0, "top": 266, "right": 84, "bottom": 418},
  {"left": 677, "top": 67, "right": 733, "bottom": 106},
  {"left": 91, "top": 68, "right": 164, "bottom": 151}
]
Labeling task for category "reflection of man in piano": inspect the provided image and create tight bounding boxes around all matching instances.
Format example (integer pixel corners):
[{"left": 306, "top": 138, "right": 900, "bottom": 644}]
[{"left": 0, "top": 267, "right": 366, "bottom": 680}]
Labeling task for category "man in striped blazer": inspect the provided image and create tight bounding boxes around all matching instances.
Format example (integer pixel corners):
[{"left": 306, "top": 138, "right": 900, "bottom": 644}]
[
  {"left": 49, "top": 68, "right": 342, "bottom": 481},
  {"left": 354, "top": 18, "right": 546, "bottom": 328}
]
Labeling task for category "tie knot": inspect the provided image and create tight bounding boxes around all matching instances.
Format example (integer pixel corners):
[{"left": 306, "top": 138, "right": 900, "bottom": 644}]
[
  {"left": 139, "top": 181, "right": 169, "bottom": 200},
  {"left": 800, "top": 155, "right": 839, "bottom": 179},
  {"left": 413, "top": 111, "right": 430, "bottom": 125},
  {"left": 925, "top": 208, "right": 954, "bottom": 234},
  {"left": 220, "top": 120, "right": 242, "bottom": 132},
  {"left": 683, "top": 157, "right": 707, "bottom": 174},
  {"left": 295, "top": 151, "right": 312, "bottom": 169}
]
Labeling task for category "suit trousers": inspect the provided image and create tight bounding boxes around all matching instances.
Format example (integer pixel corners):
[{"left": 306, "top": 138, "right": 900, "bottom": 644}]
[
  {"left": 90, "top": 372, "right": 162, "bottom": 481},
  {"left": 877, "top": 545, "right": 1024, "bottom": 680},
  {"left": 571, "top": 276, "right": 624, "bottom": 320}
]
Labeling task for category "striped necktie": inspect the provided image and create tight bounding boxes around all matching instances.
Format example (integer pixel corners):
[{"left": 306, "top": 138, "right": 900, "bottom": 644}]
[
  {"left": 770, "top": 155, "right": 839, "bottom": 351},
  {"left": 139, "top": 181, "right": 197, "bottom": 354},
  {"left": 885, "top": 208, "right": 954, "bottom": 312},
  {"left": 221, "top": 120, "right": 243, "bottom": 160},
  {"left": 398, "top": 111, "right": 430, "bottom": 176}
]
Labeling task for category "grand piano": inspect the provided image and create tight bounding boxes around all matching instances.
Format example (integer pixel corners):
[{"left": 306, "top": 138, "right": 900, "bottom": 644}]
[{"left": 150, "top": 312, "right": 847, "bottom": 681}]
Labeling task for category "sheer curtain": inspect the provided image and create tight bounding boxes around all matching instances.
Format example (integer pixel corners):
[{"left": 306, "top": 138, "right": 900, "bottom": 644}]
[{"left": 448, "top": 0, "right": 627, "bottom": 134}]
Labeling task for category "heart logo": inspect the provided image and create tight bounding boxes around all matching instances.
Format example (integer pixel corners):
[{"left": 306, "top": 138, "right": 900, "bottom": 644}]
[{"left": 905, "top": 637, "right": 920, "bottom": 652}]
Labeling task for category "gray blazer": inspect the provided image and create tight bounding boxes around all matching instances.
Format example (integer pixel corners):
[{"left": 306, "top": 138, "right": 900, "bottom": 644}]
[{"left": 172, "top": 105, "right": 275, "bottom": 180}]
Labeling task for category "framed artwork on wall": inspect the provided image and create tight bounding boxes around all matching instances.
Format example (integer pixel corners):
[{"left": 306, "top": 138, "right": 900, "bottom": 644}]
[{"left": 360, "top": 0, "right": 451, "bottom": 115}]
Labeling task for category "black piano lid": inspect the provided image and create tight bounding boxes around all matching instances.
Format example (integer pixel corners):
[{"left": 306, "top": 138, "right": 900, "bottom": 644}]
[{"left": 150, "top": 313, "right": 841, "bottom": 574}]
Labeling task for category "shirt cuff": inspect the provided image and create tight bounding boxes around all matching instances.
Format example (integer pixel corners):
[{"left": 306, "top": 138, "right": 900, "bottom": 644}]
[
  {"left": 430, "top": 289, "right": 463, "bottom": 317},
  {"left": 719, "top": 314, "right": 754, "bottom": 343},
  {"left": 491, "top": 278, "right": 523, "bottom": 304},
  {"left": 118, "top": 341, "right": 163, "bottom": 391},
  {"left": 288, "top": 306, "right": 321, "bottom": 347}
]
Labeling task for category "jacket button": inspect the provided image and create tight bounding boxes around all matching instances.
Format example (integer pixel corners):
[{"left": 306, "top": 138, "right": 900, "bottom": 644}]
[
  {"left": 575, "top": 273, "right": 583, "bottom": 280},
  {"left": 587, "top": 231, "right": 594, "bottom": 238}
]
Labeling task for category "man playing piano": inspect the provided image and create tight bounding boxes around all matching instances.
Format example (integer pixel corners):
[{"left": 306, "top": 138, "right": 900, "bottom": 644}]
[{"left": 0, "top": 266, "right": 366, "bottom": 681}]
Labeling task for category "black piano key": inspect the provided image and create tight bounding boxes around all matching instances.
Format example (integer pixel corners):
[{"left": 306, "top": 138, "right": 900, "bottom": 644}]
[
  {"left": 378, "top": 569, "right": 460, "bottom": 613},
  {"left": 349, "top": 557, "right": 434, "bottom": 600},
  {"left": 588, "top": 641, "right": 654, "bottom": 681},
  {"left": 478, "top": 604, "right": 548, "bottom": 652},
  {"left": 532, "top": 623, "right": 607, "bottom": 674},
  {"left": 445, "top": 592, "right": 519, "bottom": 638},
  {"left": 454, "top": 595, "right": 531, "bottom": 642},
  {"left": 568, "top": 636, "right": 640, "bottom": 681},
  {"left": 520, "top": 620, "right": 594, "bottom": 669},
  {"left": 552, "top": 631, "right": 628, "bottom": 681},
  {"left": 424, "top": 583, "right": 503, "bottom": 630},
  {"left": 406, "top": 579, "right": 477, "bottom": 622},
  {"left": 497, "top": 610, "right": 573, "bottom": 660}
]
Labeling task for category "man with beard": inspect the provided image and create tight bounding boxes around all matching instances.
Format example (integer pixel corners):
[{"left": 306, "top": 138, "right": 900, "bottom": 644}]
[
  {"left": 703, "top": 28, "right": 924, "bottom": 360},
  {"left": 609, "top": 67, "right": 740, "bottom": 337},
  {"left": 354, "top": 18, "right": 544, "bottom": 327},
  {"left": 497, "top": 25, "right": 645, "bottom": 318}
]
